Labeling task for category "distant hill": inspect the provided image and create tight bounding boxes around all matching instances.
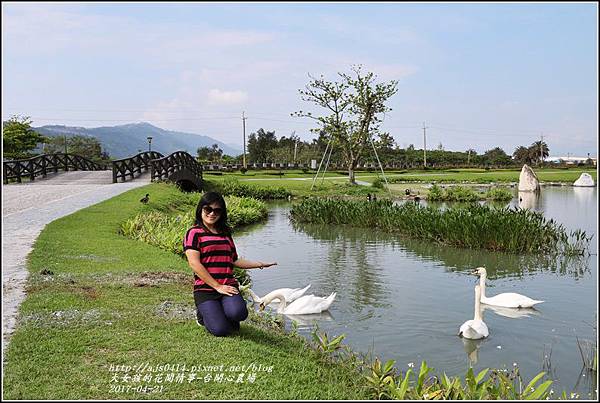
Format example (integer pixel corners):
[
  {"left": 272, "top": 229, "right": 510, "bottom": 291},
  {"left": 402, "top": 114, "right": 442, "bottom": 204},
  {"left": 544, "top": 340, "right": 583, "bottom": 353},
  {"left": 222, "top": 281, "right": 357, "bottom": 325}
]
[{"left": 33, "top": 122, "right": 241, "bottom": 159}]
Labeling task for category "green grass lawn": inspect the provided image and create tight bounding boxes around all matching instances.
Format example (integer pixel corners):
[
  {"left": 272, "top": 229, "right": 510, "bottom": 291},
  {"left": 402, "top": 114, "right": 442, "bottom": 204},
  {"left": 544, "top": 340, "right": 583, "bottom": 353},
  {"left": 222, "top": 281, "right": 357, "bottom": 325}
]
[
  {"left": 2, "top": 183, "right": 368, "bottom": 400},
  {"left": 203, "top": 167, "right": 596, "bottom": 199}
]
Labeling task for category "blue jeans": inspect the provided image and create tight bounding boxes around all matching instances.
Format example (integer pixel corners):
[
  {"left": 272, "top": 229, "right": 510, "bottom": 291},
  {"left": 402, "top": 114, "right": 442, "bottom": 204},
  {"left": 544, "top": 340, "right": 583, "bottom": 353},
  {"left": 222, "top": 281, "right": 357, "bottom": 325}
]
[{"left": 194, "top": 293, "right": 248, "bottom": 337}]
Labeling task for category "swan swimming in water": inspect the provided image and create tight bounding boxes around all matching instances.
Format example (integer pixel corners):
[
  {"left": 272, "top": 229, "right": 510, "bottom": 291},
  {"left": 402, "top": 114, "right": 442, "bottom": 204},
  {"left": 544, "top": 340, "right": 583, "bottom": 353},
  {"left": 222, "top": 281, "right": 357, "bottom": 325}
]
[
  {"left": 459, "top": 285, "right": 489, "bottom": 340},
  {"left": 472, "top": 267, "right": 544, "bottom": 308},
  {"left": 259, "top": 292, "right": 336, "bottom": 315},
  {"left": 244, "top": 284, "right": 311, "bottom": 305}
]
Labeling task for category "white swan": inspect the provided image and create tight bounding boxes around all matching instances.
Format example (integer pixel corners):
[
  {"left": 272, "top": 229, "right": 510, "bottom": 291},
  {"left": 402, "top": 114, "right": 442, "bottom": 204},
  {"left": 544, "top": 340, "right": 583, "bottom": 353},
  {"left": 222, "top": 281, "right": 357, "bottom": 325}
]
[
  {"left": 245, "top": 284, "right": 311, "bottom": 305},
  {"left": 459, "top": 285, "right": 489, "bottom": 340},
  {"left": 259, "top": 292, "right": 336, "bottom": 315},
  {"left": 472, "top": 267, "right": 544, "bottom": 308}
]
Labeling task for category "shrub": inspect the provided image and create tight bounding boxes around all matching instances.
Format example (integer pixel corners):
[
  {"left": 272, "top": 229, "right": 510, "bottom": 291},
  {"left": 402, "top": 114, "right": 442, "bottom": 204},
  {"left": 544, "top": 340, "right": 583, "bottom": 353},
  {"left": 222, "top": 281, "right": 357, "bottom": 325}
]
[
  {"left": 207, "top": 178, "right": 292, "bottom": 199},
  {"left": 427, "top": 184, "right": 444, "bottom": 200},
  {"left": 486, "top": 187, "right": 513, "bottom": 201},
  {"left": 371, "top": 177, "right": 385, "bottom": 189}
]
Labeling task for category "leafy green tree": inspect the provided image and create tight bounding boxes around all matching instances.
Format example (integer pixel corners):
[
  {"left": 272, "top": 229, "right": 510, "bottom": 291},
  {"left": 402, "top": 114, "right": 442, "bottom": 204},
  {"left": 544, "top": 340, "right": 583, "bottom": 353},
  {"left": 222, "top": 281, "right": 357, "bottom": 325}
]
[
  {"left": 513, "top": 146, "right": 532, "bottom": 165},
  {"left": 44, "top": 135, "right": 110, "bottom": 163},
  {"left": 294, "top": 65, "right": 398, "bottom": 184},
  {"left": 197, "top": 143, "right": 223, "bottom": 162},
  {"left": 247, "top": 128, "right": 278, "bottom": 163},
  {"left": 483, "top": 147, "right": 512, "bottom": 166},
  {"left": 2, "top": 115, "right": 48, "bottom": 159}
]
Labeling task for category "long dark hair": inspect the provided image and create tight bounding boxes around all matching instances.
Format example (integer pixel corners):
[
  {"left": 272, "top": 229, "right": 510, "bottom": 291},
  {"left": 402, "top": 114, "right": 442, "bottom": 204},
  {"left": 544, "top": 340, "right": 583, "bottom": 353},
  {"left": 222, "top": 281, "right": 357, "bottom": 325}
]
[{"left": 195, "top": 191, "right": 231, "bottom": 234}]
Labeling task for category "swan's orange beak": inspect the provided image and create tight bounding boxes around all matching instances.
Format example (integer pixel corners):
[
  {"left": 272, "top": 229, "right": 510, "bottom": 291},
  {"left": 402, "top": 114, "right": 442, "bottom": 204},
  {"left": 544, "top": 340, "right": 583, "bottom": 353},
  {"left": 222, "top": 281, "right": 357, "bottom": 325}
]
[
  {"left": 259, "top": 303, "right": 265, "bottom": 311},
  {"left": 470, "top": 270, "right": 480, "bottom": 275}
]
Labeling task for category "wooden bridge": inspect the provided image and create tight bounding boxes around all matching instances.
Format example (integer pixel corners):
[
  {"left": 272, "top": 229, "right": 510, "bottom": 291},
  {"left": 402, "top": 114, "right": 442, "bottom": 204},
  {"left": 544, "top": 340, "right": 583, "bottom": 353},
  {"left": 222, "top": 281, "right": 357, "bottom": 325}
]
[{"left": 3, "top": 151, "right": 203, "bottom": 190}]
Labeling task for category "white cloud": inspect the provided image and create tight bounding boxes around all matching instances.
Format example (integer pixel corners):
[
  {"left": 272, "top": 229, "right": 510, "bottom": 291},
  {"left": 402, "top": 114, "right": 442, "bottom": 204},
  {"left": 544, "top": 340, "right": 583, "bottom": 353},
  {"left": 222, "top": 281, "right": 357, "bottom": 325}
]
[
  {"left": 2, "top": 4, "right": 276, "bottom": 58},
  {"left": 207, "top": 89, "right": 248, "bottom": 105}
]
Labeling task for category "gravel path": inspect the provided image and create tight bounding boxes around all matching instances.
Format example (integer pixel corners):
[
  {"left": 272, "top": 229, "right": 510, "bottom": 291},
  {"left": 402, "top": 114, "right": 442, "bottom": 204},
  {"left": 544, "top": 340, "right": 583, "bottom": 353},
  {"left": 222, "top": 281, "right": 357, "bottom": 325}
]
[{"left": 2, "top": 171, "right": 151, "bottom": 364}]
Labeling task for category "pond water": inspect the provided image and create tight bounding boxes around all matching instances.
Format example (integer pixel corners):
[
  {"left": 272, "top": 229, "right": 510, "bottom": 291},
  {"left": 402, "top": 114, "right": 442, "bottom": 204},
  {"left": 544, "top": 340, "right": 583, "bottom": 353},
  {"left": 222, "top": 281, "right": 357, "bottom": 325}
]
[{"left": 235, "top": 186, "right": 598, "bottom": 398}]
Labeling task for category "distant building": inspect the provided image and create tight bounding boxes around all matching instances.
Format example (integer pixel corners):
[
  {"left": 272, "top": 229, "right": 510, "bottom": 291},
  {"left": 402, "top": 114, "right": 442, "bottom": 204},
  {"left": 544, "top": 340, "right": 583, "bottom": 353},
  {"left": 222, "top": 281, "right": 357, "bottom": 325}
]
[{"left": 547, "top": 156, "right": 597, "bottom": 166}]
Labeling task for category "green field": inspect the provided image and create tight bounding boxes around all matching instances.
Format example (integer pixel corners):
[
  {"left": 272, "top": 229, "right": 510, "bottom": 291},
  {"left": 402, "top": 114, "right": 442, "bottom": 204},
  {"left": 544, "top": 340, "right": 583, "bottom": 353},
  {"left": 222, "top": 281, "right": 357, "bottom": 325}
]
[{"left": 204, "top": 167, "right": 596, "bottom": 198}]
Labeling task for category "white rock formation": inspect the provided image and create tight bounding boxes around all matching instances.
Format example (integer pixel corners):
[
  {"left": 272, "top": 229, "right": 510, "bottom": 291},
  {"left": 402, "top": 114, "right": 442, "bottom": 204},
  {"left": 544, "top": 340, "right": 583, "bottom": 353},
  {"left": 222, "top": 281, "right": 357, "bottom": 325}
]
[
  {"left": 573, "top": 173, "right": 595, "bottom": 187},
  {"left": 518, "top": 164, "right": 540, "bottom": 192}
]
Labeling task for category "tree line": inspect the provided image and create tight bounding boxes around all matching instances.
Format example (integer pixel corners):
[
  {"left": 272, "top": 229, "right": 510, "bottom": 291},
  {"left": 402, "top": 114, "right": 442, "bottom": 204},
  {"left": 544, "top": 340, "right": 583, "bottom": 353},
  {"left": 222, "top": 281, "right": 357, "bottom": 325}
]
[
  {"left": 2, "top": 115, "right": 110, "bottom": 165},
  {"left": 198, "top": 129, "right": 557, "bottom": 169}
]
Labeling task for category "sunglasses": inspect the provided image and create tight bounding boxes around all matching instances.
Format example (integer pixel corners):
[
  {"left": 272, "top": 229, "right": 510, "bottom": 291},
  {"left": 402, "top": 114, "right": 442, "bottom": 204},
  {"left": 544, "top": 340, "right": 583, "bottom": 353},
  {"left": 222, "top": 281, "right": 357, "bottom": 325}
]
[{"left": 202, "top": 206, "right": 223, "bottom": 215}]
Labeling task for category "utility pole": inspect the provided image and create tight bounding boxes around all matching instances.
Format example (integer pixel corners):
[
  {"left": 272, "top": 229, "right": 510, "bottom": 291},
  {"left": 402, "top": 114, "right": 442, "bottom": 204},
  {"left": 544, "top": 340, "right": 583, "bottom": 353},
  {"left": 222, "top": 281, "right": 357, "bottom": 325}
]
[
  {"left": 539, "top": 133, "right": 544, "bottom": 166},
  {"left": 292, "top": 130, "right": 298, "bottom": 163},
  {"left": 242, "top": 111, "right": 247, "bottom": 168},
  {"left": 422, "top": 122, "right": 428, "bottom": 168}
]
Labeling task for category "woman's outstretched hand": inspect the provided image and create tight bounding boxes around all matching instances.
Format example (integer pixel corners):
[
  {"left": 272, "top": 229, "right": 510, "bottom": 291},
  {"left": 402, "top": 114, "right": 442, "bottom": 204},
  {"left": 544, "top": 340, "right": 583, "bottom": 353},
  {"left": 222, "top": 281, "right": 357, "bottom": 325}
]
[
  {"left": 214, "top": 284, "right": 239, "bottom": 296},
  {"left": 259, "top": 262, "right": 277, "bottom": 269}
]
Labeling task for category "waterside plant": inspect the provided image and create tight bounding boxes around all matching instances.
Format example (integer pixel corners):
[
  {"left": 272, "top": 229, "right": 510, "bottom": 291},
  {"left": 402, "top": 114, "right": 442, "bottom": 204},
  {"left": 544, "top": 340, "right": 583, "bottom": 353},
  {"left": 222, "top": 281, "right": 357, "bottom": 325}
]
[
  {"left": 206, "top": 177, "right": 292, "bottom": 199},
  {"left": 427, "top": 184, "right": 513, "bottom": 202},
  {"left": 289, "top": 325, "right": 564, "bottom": 400},
  {"left": 290, "top": 198, "right": 591, "bottom": 255}
]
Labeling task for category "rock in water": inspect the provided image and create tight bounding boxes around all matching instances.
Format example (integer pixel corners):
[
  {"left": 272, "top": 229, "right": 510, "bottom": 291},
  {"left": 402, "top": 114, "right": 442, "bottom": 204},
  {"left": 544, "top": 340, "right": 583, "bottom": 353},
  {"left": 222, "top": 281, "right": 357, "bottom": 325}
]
[
  {"left": 573, "top": 173, "right": 595, "bottom": 187},
  {"left": 518, "top": 164, "right": 540, "bottom": 192}
]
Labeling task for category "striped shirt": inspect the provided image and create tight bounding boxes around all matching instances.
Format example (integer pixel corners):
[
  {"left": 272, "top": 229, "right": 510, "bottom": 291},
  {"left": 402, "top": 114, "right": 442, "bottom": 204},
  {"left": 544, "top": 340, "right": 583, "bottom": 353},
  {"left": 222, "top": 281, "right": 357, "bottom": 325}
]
[{"left": 183, "top": 225, "right": 239, "bottom": 293}]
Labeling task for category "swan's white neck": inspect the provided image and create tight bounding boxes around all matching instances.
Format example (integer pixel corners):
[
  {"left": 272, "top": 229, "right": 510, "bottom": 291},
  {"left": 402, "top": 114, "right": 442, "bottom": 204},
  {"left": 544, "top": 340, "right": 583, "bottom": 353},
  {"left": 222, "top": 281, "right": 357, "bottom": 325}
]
[
  {"left": 478, "top": 273, "right": 487, "bottom": 300},
  {"left": 262, "top": 292, "right": 287, "bottom": 313},
  {"left": 474, "top": 287, "right": 483, "bottom": 321}
]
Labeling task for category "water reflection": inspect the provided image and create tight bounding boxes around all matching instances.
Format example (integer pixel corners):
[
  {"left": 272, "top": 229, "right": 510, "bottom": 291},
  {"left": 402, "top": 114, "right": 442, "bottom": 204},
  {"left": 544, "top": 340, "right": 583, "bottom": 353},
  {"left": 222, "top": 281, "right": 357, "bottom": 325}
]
[
  {"left": 573, "top": 367, "right": 598, "bottom": 400},
  {"left": 518, "top": 191, "right": 541, "bottom": 211},
  {"left": 481, "top": 304, "right": 541, "bottom": 319},
  {"left": 462, "top": 338, "right": 485, "bottom": 367},
  {"left": 284, "top": 311, "right": 334, "bottom": 327},
  {"left": 291, "top": 221, "right": 391, "bottom": 310},
  {"left": 573, "top": 186, "right": 595, "bottom": 204},
  {"left": 292, "top": 221, "right": 591, "bottom": 280}
]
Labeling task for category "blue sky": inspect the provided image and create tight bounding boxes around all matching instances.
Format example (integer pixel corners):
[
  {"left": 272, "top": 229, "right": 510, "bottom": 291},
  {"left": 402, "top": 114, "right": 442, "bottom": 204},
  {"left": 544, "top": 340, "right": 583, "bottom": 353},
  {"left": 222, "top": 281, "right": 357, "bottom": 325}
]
[{"left": 2, "top": 2, "right": 597, "bottom": 157}]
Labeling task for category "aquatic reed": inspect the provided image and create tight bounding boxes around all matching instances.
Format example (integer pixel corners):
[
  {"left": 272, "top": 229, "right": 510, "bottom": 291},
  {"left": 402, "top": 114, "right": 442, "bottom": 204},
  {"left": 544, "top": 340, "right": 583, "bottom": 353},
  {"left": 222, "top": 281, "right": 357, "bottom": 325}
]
[
  {"left": 427, "top": 184, "right": 513, "bottom": 202},
  {"left": 290, "top": 198, "right": 590, "bottom": 255}
]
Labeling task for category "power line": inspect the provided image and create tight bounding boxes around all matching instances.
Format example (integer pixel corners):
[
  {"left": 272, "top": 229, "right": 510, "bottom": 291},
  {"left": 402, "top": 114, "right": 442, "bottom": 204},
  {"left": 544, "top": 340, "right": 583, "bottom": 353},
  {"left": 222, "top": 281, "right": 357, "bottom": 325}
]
[{"left": 1, "top": 112, "right": 574, "bottom": 141}]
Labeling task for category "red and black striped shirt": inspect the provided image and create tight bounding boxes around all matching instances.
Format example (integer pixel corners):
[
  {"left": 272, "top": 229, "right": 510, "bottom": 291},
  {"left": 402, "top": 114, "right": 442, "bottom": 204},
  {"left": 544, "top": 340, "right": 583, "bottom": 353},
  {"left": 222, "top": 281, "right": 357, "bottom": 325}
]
[{"left": 183, "top": 225, "right": 239, "bottom": 293}]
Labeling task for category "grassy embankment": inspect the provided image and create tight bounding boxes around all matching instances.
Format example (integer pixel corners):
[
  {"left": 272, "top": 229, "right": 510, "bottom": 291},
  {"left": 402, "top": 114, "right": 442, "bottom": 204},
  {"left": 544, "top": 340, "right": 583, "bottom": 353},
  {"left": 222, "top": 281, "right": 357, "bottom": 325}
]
[{"left": 2, "top": 182, "right": 368, "bottom": 400}]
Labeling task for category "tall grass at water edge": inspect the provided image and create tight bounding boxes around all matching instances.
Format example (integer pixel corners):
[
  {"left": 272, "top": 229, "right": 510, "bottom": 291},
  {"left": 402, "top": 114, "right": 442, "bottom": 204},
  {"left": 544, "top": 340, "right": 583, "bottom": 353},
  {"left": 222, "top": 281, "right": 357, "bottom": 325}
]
[
  {"left": 290, "top": 198, "right": 591, "bottom": 255},
  {"left": 206, "top": 177, "right": 292, "bottom": 199},
  {"left": 428, "top": 184, "right": 513, "bottom": 202}
]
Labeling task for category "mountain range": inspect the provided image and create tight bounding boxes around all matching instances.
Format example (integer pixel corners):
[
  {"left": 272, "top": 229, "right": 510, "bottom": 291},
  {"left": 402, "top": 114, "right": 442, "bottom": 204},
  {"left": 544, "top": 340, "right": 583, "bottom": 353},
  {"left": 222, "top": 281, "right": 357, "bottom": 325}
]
[{"left": 33, "top": 122, "right": 242, "bottom": 159}]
